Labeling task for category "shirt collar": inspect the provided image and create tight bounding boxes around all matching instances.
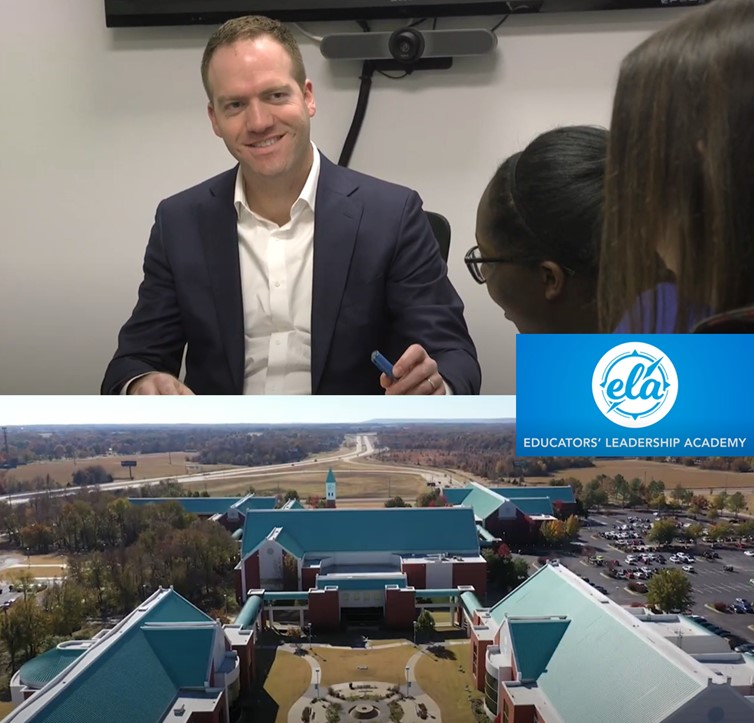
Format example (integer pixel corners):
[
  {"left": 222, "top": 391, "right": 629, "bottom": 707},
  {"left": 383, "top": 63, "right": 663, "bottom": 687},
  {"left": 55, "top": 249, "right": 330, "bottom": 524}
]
[{"left": 233, "top": 141, "right": 320, "bottom": 220}]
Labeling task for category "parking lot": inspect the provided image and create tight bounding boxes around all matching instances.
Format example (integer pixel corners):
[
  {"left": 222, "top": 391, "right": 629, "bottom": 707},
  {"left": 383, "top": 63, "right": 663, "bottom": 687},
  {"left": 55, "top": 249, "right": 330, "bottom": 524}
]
[{"left": 520, "top": 509, "right": 754, "bottom": 644}]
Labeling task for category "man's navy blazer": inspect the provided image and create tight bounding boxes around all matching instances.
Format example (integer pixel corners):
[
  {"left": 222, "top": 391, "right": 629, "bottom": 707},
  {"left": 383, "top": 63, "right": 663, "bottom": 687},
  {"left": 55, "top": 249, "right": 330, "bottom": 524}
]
[{"left": 102, "top": 155, "right": 481, "bottom": 395}]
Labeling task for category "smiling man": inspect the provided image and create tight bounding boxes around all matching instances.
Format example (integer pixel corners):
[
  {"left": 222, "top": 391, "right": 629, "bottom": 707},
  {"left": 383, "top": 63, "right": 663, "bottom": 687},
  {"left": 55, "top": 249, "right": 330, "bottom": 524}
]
[{"left": 102, "top": 15, "right": 479, "bottom": 396}]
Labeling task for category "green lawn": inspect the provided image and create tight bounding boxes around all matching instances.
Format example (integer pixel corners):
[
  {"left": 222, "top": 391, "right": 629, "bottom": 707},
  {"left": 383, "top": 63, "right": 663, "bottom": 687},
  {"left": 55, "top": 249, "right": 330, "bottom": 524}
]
[{"left": 414, "top": 643, "right": 483, "bottom": 723}]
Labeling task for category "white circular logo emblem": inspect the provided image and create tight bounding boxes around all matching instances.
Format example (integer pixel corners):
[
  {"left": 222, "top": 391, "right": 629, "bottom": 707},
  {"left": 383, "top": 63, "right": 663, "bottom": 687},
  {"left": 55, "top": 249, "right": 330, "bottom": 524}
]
[{"left": 592, "top": 342, "right": 678, "bottom": 428}]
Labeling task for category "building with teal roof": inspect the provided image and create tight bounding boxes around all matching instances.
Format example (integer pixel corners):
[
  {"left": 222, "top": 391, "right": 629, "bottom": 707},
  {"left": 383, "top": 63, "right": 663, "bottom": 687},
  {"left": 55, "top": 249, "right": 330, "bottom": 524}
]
[
  {"left": 467, "top": 563, "right": 754, "bottom": 723},
  {"left": 6, "top": 588, "right": 244, "bottom": 723},
  {"left": 236, "top": 507, "right": 487, "bottom": 630},
  {"left": 442, "top": 482, "right": 578, "bottom": 547}
]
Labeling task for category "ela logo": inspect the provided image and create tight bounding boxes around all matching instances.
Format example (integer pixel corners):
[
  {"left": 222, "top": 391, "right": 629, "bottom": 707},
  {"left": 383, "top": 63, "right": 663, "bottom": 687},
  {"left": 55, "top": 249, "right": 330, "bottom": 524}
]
[{"left": 591, "top": 342, "right": 678, "bottom": 428}]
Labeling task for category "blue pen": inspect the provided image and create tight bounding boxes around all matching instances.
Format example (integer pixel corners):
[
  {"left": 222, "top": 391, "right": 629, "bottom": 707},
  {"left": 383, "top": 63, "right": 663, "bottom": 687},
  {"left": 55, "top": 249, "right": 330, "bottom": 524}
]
[{"left": 371, "top": 350, "right": 394, "bottom": 379}]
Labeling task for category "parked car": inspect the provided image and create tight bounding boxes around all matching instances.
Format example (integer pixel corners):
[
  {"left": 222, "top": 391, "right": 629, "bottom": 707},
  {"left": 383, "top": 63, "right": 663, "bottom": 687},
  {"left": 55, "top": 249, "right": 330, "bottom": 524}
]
[
  {"left": 735, "top": 643, "right": 754, "bottom": 654},
  {"left": 682, "top": 565, "right": 695, "bottom": 573},
  {"left": 724, "top": 565, "right": 735, "bottom": 572}
]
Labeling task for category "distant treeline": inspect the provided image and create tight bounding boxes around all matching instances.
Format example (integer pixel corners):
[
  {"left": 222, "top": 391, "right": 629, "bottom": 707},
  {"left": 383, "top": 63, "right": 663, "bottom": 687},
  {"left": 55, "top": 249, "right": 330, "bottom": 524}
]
[
  {"left": 0, "top": 425, "right": 349, "bottom": 466},
  {"left": 373, "top": 425, "right": 594, "bottom": 481}
]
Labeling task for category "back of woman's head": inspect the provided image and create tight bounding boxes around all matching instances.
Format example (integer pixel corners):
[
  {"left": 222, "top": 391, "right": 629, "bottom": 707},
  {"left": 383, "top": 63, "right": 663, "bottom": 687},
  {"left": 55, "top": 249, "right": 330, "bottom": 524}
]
[
  {"left": 599, "top": 0, "right": 754, "bottom": 332},
  {"left": 484, "top": 125, "right": 608, "bottom": 276}
]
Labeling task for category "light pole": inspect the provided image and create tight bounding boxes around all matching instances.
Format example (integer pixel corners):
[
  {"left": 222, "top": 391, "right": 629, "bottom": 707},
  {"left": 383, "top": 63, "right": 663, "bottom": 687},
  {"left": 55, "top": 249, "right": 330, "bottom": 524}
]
[
  {"left": 306, "top": 623, "right": 312, "bottom": 650},
  {"left": 405, "top": 666, "right": 411, "bottom": 697},
  {"left": 314, "top": 667, "right": 320, "bottom": 700},
  {"left": 413, "top": 620, "right": 417, "bottom": 645}
]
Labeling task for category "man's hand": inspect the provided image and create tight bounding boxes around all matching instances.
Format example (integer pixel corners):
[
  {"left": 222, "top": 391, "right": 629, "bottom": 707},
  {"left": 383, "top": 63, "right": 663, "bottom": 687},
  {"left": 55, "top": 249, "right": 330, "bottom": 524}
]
[
  {"left": 128, "top": 373, "right": 194, "bottom": 395},
  {"left": 381, "top": 344, "right": 446, "bottom": 395}
]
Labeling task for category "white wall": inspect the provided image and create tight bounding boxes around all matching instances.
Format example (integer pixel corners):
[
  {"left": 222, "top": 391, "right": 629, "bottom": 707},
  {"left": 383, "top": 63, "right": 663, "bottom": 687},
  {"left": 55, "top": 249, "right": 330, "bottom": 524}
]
[{"left": 0, "top": 2, "right": 691, "bottom": 394}]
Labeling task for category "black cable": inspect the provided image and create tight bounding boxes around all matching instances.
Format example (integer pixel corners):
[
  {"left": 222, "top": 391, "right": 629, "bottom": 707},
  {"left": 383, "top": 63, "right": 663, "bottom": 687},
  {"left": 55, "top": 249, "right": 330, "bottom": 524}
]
[
  {"left": 376, "top": 69, "right": 410, "bottom": 80},
  {"left": 338, "top": 60, "right": 376, "bottom": 167},
  {"left": 490, "top": 15, "right": 510, "bottom": 32}
]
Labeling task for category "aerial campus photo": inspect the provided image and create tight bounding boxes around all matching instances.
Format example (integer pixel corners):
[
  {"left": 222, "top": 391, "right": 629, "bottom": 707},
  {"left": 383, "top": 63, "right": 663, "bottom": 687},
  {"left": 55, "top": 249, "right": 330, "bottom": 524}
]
[{"left": 1, "top": 397, "right": 754, "bottom": 722}]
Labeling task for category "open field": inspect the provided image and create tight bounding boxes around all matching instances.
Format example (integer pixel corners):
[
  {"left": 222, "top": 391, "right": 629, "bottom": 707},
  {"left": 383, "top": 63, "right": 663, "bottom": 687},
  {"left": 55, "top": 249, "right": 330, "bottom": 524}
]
[
  {"left": 4, "top": 452, "right": 231, "bottom": 487},
  {"left": 2, "top": 565, "right": 67, "bottom": 582},
  {"left": 252, "top": 648, "right": 311, "bottom": 723},
  {"left": 528, "top": 459, "right": 754, "bottom": 493},
  {"left": 414, "top": 642, "right": 481, "bottom": 723},
  {"left": 312, "top": 645, "right": 414, "bottom": 686},
  {"left": 186, "top": 467, "right": 425, "bottom": 500},
  {"left": 0, "top": 553, "right": 67, "bottom": 569}
]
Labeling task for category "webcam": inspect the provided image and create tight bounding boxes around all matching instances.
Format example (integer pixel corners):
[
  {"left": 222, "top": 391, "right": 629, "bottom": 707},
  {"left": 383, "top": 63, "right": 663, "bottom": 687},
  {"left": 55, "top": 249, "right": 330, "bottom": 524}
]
[
  {"left": 320, "top": 28, "right": 497, "bottom": 62},
  {"left": 388, "top": 28, "right": 425, "bottom": 63}
]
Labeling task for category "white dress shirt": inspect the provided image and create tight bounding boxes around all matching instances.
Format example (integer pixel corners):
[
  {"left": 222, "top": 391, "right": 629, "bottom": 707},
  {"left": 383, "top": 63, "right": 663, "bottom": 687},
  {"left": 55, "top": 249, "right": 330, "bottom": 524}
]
[{"left": 234, "top": 144, "right": 320, "bottom": 395}]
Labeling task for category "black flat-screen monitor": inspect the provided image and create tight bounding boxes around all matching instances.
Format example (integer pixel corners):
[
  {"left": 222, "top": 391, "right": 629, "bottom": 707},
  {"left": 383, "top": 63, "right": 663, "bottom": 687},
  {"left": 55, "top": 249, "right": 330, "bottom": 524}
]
[{"left": 104, "top": 0, "right": 711, "bottom": 27}]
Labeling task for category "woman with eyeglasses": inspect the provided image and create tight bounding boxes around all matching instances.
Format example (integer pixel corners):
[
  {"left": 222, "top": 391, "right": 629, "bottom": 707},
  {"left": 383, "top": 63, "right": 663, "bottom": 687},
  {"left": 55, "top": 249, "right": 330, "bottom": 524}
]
[{"left": 467, "top": 125, "right": 607, "bottom": 333}]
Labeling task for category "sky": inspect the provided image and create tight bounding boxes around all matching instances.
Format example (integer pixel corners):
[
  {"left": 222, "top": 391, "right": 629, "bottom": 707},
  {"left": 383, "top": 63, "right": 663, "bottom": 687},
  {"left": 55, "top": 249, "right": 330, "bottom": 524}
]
[{"left": 0, "top": 395, "right": 516, "bottom": 426}]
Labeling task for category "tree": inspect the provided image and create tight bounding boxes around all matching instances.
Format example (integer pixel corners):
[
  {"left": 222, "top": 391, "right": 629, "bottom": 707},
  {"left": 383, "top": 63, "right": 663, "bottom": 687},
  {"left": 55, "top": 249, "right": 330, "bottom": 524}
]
[
  {"left": 483, "top": 549, "right": 529, "bottom": 593},
  {"left": 415, "top": 609, "right": 435, "bottom": 635},
  {"left": 726, "top": 492, "right": 746, "bottom": 518},
  {"left": 582, "top": 479, "right": 608, "bottom": 511},
  {"left": 613, "top": 475, "right": 629, "bottom": 507},
  {"left": 646, "top": 479, "right": 665, "bottom": 501},
  {"left": 681, "top": 523, "right": 704, "bottom": 542},
  {"left": 416, "top": 489, "right": 449, "bottom": 508},
  {"left": 646, "top": 518, "right": 677, "bottom": 547},
  {"left": 564, "top": 515, "right": 581, "bottom": 540},
  {"left": 647, "top": 569, "right": 693, "bottom": 612},
  {"left": 628, "top": 478, "right": 646, "bottom": 508},
  {"left": 707, "top": 522, "right": 733, "bottom": 542},
  {"left": 540, "top": 520, "right": 567, "bottom": 547},
  {"left": 711, "top": 492, "right": 728, "bottom": 512},
  {"left": 671, "top": 485, "right": 693, "bottom": 507},
  {"left": 384, "top": 496, "right": 410, "bottom": 508},
  {"left": 71, "top": 465, "right": 113, "bottom": 487},
  {"left": 284, "top": 490, "right": 299, "bottom": 501}
]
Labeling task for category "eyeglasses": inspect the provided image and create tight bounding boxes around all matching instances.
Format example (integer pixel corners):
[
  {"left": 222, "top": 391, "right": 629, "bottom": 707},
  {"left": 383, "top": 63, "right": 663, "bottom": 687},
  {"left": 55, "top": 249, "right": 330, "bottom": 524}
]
[{"left": 463, "top": 245, "right": 575, "bottom": 285}]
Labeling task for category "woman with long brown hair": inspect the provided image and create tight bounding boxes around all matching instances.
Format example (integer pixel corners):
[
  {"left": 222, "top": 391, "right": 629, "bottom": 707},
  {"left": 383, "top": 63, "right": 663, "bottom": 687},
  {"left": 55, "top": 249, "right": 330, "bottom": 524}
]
[{"left": 599, "top": 0, "right": 754, "bottom": 333}]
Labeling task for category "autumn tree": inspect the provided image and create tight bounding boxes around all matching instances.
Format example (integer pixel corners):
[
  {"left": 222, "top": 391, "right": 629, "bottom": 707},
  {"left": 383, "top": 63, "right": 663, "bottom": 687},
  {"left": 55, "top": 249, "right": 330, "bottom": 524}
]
[
  {"left": 706, "top": 522, "right": 733, "bottom": 542},
  {"left": 647, "top": 569, "right": 693, "bottom": 613},
  {"left": 726, "top": 492, "right": 746, "bottom": 518},
  {"left": 647, "top": 518, "right": 678, "bottom": 547}
]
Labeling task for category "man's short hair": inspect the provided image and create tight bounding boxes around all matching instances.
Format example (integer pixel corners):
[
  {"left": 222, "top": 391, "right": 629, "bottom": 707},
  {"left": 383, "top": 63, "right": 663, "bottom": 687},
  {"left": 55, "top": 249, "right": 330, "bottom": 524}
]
[{"left": 201, "top": 15, "right": 307, "bottom": 100}]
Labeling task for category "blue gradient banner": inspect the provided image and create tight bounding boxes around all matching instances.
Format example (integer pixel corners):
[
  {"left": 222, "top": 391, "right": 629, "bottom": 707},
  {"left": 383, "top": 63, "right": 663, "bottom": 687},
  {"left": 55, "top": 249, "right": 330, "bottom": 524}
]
[{"left": 516, "top": 335, "right": 754, "bottom": 456}]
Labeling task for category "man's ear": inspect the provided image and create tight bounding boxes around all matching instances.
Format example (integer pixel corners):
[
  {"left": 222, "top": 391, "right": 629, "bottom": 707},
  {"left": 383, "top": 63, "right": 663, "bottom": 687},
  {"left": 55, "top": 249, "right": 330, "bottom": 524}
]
[{"left": 540, "top": 261, "right": 567, "bottom": 302}]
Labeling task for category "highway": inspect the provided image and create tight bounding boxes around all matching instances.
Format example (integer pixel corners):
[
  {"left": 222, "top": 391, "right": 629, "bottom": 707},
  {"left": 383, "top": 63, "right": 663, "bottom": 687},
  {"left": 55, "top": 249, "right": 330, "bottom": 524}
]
[{"left": 5, "top": 434, "right": 465, "bottom": 505}]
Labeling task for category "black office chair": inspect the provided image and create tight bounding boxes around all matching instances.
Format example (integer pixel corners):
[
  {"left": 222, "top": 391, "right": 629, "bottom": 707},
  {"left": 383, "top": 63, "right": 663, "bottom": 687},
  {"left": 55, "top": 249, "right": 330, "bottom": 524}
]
[{"left": 425, "top": 211, "right": 451, "bottom": 263}]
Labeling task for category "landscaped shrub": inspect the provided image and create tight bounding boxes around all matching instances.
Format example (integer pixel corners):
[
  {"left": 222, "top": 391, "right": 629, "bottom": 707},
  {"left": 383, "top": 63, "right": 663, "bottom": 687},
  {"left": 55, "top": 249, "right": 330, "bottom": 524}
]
[
  {"left": 388, "top": 701, "right": 404, "bottom": 722},
  {"left": 418, "top": 702, "right": 428, "bottom": 720},
  {"left": 326, "top": 702, "right": 342, "bottom": 723},
  {"left": 537, "top": 557, "right": 548, "bottom": 566},
  {"left": 714, "top": 601, "right": 730, "bottom": 612},
  {"left": 302, "top": 706, "right": 311, "bottom": 723}
]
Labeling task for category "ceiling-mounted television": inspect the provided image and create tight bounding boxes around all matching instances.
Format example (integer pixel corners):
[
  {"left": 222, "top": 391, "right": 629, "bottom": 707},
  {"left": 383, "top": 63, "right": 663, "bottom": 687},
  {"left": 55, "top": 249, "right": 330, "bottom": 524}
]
[{"left": 104, "top": 0, "right": 711, "bottom": 27}]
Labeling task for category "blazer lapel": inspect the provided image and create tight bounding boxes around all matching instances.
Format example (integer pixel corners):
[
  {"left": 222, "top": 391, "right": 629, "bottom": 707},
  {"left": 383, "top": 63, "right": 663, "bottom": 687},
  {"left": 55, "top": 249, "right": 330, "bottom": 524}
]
[
  {"left": 199, "top": 168, "right": 245, "bottom": 393},
  {"left": 311, "top": 158, "right": 362, "bottom": 393}
]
